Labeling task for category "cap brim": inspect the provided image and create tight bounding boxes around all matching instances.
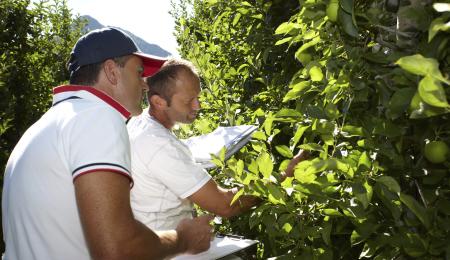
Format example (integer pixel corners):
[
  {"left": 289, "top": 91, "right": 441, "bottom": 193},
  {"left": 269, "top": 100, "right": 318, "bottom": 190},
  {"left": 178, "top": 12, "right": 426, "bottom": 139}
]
[{"left": 133, "top": 52, "right": 166, "bottom": 77}]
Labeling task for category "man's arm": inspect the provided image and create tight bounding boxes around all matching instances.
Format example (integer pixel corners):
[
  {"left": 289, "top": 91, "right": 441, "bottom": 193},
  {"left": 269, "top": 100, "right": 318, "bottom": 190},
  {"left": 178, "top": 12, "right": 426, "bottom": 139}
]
[
  {"left": 188, "top": 179, "right": 260, "bottom": 218},
  {"left": 279, "top": 149, "right": 309, "bottom": 180},
  {"left": 75, "top": 171, "right": 213, "bottom": 260},
  {"left": 188, "top": 149, "right": 309, "bottom": 218}
]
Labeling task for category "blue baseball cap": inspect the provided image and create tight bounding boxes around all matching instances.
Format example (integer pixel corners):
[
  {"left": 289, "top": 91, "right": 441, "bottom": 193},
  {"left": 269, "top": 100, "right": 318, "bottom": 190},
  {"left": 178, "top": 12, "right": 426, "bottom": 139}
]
[{"left": 67, "top": 27, "right": 165, "bottom": 77}]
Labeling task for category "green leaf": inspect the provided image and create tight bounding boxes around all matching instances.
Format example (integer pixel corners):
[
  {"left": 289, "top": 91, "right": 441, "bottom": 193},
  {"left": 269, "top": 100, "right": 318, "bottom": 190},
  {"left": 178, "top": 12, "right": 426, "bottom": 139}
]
[
  {"left": 295, "top": 169, "right": 317, "bottom": 183},
  {"left": 263, "top": 114, "right": 274, "bottom": 135},
  {"left": 275, "top": 145, "right": 293, "bottom": 158},
  {"left": 282, "top": 222, "right": 292, "bottom": 233},
  {"left": 358, "top": 151, "right": 371, "bottom": 170},
  {"left": 275, "top": 22, "right": 301, "bottom": 35},
  {"left": 251, "top": 14, "right": 263, "bottom": 20},
  {"left": 267, "top": 183, "right": 286, "bottom": 205},
  {"left": 299, "top": 143, "right": 325, "bottom": 152},
  {"left": 403, "top": 232, "right": 428, "bottom": 257},
  {"left": 399, "top": 193, "right": 431, "bottom": 229},
  {"left": 275, "top": 37, "right": 293, "bottom": 46},
  {"left": 251, "top": 131, "right": 266, "bottom": 140},
  {"left": 351, "top": 230, "right": 364, "bottom": 246},
  {"left": 418, "top": 75, "right": 449, "bottom": 108},
  {"left": 274, "top": 108, "right": 302, "bottom": 118},
  {"left": 210, "top": 153, "right": 224, "bottom": 168},
  {"left": 340, "top": 0, "right": 353, "bottom": 14},
  {"left": 219, "top": 146, "right": 226, "bottom": 161},
  {"left": 230, "top": 188, "right": 244, "bottom": 206},
  {"left": 293, "top": 125, "right": 309, "bottom": 147},
  {"left": 352, "top": 183, "right": 370, "bottom": 209},
  {"left": 325, "top": 102, "right": 340, "bottom": 119},
  {"left": 387, "top": 87, "right": 416, "bottom": 119},
  {"left": 409, "top": 91, "right": 450, "bottom": 118},
  {"left": 376, "top": 176, "right": 401, "bottom": 194},
  {"left": 205, "top": 0, "right": 218, "bottom": 5},
  {"left": 248, "top": 159, "right": 259, "bottom": 174},
  {"left": 338, "top": 8, "right": 359, "bottom": 38},
  {"left": 236, "top": 160, "right": 244, "bottom": 176},
  {"left": 295, "top": 52, "right": 312, "bottom": 65},
  {"left": 375, "top": 183, "right": 402, "bottom": 220},
  {"left": 396, "top": 54, "right": 446, "bottom": 81},
  {"left": 296, "top": 37, "right": 321, "bottom": 54},
  {"left": 429, "top": 14, "right": 450, "bottom": 42},
  {"left": 322, "top": 208, "right": 343, "bottom": 216},
  {"left": 309, "top": 65, "right": 323, "bottom": 82},
  {"left": 257, "top": 152, "right": 273, "bottom": 178},
  {"left": 321, "top": 222, "right": 332, "bottom": 245},
  {"left": 341, "top": 125, "right": 364, "bottom": 137},
  {"left": 283, "top": 80, "right": 311, "bottom": 102},
  {"left": 232, "top": 12, "right": 241, "bottom": 26}
]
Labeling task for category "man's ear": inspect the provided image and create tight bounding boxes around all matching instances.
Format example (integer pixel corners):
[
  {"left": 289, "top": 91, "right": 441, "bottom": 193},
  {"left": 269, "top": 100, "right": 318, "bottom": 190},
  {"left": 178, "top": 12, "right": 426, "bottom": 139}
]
[
  {"left": 103, "top": 59, "right": 119, "bottom": 85},
  {"left": 150, "top": 95, "right": 168, "bottom": 110}
]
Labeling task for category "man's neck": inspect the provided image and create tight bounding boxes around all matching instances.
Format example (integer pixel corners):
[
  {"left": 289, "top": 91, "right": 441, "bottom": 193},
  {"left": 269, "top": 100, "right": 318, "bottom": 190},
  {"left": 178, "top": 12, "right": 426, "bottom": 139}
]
[{"left": 148, "top": 109, "right": 174, "bottom": 130}]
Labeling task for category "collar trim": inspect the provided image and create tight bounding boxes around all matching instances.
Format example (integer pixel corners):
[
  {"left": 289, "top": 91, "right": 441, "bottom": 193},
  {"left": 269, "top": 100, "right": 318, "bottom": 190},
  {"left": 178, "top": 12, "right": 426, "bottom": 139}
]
[{"left": 53, "top": 85, "right": 131, "bottom": 119}]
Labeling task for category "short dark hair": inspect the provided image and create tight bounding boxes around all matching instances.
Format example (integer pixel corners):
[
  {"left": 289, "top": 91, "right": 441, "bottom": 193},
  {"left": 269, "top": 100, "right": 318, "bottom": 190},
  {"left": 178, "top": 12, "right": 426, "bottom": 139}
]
[
  {"left": 146, "top": 58, "right": 199, "bottom": 105},
  {"left": 68, "top": 55, "right": 132, "bottom": 85}
]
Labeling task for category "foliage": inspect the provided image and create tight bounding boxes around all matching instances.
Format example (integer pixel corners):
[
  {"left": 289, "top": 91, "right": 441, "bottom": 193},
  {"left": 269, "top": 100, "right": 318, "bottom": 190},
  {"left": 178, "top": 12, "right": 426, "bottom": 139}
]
[
  {"left": 172, "top": 0, "right": 450, "bottom": 258},
  {"left": 0, "top": 0, "right": 84, "bottom": 174},
  {"left": 0, "top": 0, "right": 85, "bottom": 251}
]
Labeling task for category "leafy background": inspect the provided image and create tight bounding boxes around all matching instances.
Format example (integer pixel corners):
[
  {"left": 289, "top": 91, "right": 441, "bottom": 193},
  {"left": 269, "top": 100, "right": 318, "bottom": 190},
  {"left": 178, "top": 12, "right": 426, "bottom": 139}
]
[
  {"left": 171, "top": 0, "right": 450, "bottom": 258},
  {"left": 0, "top": 0, "right": 85, "bottom": 252},
  {"left": 0, "top": 0, "right": 449, "bottom": 258}
]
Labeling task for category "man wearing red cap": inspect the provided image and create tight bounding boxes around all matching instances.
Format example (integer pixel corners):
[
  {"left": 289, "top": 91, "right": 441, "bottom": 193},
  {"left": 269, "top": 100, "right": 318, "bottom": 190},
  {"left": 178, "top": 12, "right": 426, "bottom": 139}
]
[{"left": 2, "top": 27, "right": 213, "bottom": 260}]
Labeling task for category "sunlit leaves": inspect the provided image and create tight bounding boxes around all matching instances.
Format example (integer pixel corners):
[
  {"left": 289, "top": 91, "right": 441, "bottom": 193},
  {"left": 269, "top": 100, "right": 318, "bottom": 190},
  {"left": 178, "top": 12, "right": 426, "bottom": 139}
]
[
  {"left": 267, "top": 183, "right": 286, "bottom": 205},
  {"left": 230, "top": 188, "right": 245, "bottom": 206},
  {"left": 275, "top": 22, "right": 302, "bottom": 35},
  {"left": 428, "top": 13, "right": 450, "bottom": 42},
  {"left": 296, "top": 37, "right": 321, "bottom": 54},
  {"left": 275, "top": 145, "right": 293, "bottom": 158},
  {"left": 396, "top": 54, "right": 450, "bottom": 85},
  {"left": 257, "top": 152, "right": 273, "bottom": 178},
  {"left": 418, "top": 76, "right": 449, "bottom": 108},
  {"left": 309, "top": 66, "right": 324, "bottom": 82},
  {"left": 173, "top": 0, "right": 450, "bottom": 258},
  {"left": 283, "top": 80, "right": 311, "bottom": 102}
]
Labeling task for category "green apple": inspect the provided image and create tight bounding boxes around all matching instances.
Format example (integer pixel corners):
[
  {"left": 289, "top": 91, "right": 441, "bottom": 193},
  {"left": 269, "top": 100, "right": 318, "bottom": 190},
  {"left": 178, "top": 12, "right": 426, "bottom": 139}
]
[{"left": 424, "top": 141, "right": 449, "bottom": 164}]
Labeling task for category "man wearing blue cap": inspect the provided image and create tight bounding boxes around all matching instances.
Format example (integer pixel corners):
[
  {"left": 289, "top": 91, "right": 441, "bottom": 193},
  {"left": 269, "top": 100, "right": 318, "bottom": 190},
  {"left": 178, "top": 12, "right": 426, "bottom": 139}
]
[{"left": 2, "top": 27, "right": 213, "bottom": 260}]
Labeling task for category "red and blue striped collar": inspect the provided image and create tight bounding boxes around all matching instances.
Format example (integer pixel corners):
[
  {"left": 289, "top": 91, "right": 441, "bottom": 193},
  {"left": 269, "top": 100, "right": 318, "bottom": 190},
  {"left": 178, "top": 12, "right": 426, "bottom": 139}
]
[{"left": 53, "top": 85, "right": 131, "bottom": 120}]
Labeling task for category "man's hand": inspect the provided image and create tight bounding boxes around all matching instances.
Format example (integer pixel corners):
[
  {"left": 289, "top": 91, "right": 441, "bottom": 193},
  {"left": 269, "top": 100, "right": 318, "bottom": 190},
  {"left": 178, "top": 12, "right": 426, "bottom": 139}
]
[
  {"left": 283, "top": 149, "right": 309, "bottom": 178},
  {"left": 176, "top": 215, "right": 214, "bottom": 254}
]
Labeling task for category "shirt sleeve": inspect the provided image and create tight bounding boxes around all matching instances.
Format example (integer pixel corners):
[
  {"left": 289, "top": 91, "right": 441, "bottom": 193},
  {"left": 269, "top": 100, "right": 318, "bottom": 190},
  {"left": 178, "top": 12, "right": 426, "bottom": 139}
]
[
  {"left": 61, "top": 106, "right": 132, "bottom": 185},
  {"left": 148, "top": 138, "right": 211, "bottom": 199}
]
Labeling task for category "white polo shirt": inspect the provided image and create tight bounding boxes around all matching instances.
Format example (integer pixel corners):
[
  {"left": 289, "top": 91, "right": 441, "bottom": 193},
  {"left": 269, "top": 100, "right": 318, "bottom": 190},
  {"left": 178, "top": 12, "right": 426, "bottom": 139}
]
[
  {"left": 128, "top": 109, "right": 211, "bottom": 230},
  {"left": 2, "top": 85, "right": 133, "bottom": 260}
]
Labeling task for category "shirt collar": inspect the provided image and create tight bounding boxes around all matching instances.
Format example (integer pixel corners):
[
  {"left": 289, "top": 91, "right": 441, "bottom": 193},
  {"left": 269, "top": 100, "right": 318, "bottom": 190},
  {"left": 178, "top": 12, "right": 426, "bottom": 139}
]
[{"left": 53, "top": 85, "right": 131, "bottom": 120}]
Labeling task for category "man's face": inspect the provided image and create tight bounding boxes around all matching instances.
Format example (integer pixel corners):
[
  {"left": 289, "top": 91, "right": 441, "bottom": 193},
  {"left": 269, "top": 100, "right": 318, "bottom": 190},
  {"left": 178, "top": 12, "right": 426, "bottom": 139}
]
[
  {"left": 165, "top": 70, "right": 201, "bottom": 125},
  {"left": 115, "top": 55, "right": 148, "bottom": 116}
]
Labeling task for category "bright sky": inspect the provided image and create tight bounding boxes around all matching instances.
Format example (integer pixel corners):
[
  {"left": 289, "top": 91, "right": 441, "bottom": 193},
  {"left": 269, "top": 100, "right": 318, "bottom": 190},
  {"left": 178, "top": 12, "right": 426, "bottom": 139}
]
[{"left": 66, "top": 0, "right": 179, "bottom": 56}]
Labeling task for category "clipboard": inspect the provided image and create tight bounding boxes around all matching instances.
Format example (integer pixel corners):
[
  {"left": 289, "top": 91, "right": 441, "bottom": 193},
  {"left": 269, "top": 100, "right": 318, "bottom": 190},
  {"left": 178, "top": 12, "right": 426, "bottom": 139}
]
[{"left": 173, "top": 234, "right": 258, "bottom": 260}]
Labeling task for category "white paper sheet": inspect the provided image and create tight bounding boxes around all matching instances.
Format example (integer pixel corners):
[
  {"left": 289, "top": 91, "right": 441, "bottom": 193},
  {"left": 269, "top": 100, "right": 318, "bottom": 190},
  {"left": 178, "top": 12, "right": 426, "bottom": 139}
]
[{"left": 182, "top": 125, "right": 257, "bottom": 169}]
